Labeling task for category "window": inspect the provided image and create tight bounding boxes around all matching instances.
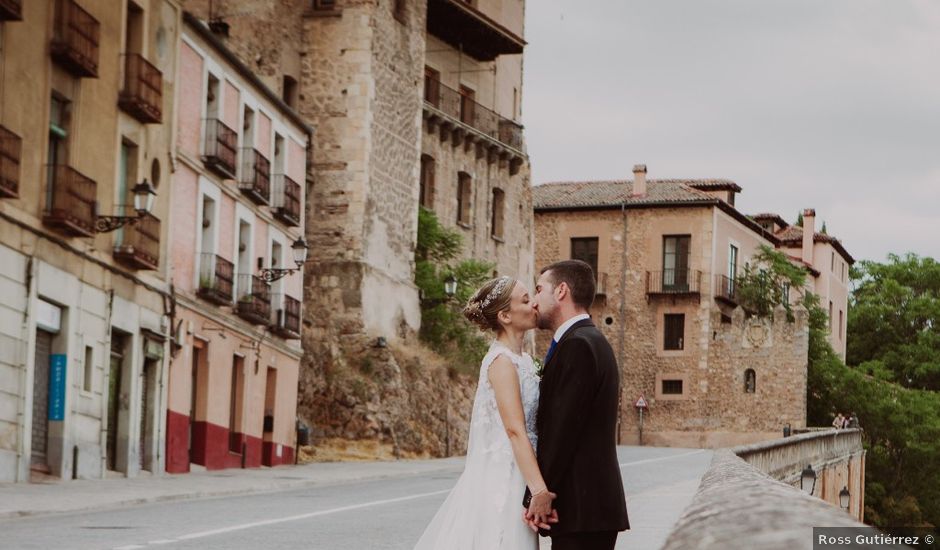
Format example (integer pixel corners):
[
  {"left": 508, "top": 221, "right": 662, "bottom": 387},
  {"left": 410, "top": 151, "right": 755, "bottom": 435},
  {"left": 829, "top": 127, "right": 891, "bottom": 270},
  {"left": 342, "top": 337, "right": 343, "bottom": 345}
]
[
  {"left": 242, "top": 106, "right": 255, "bottom": 149},
  {"left": 831, "top": 251, "right": 835, "bottom": 272},
  {"left": 393, "top": 0, "right": 406, "bottom": 22},
  {"left": 512, "top": 87, "right": 518, "bottom": 120},
  {"left": 312, "top": 0, "right": 336, "bottom": 10},
  {"left": 842, "top": 262, "right": 846, "bottom": 282},
  {"left": 83, "top": 345, "right": 94, "bottom": 392},
  {"left": 664, "top": 313, "right": 685, "bottom": 350},
  {"left": 728, "top": 243, "right": 738, "bottom": 292},
  {"left": 491, "top": 189, "right": 505, "bottom": 240},
  {"left": 663, "top": 235, "right": 690, "bottom": 289},
  {"left": 124, "top": 1, "right": 143, "bottom": 55},
  {"left": 570, "top": 237, "right": 599, "bottom": 278},
  {"left": 46, "top": 94, "right": 70, "bottom": 205},
  {"left": 839, "top": 310, "right": 844, "bottom": 341},
  {"left": 459, "top": 85, "right": 475, "bottom": 125},
  {"left": 828, "top": 301, "right": 833, "bottom": 332},
  {"left": 119, "top": 139, "right": 139, "bottom": 220},
  {"left": 424, "top": 66, "right": 440, "bottom": 107},
  {"left": 282, "top": 75, "right": 298, "bottom": 108},
  {"left": 662, "top": 379, "right": 683, "bottom": 395},
  {"left": 744, "top": 369, "right": 756, "bottom": 393},
  {"left": 206, "top": 74, "right": 220, "bottom": 119},
  {"left": 457, "top": 172, "right": 472, "bottom": 225},
  {"left": 419, "top": 155, "right": 435, "bottom": 209}
]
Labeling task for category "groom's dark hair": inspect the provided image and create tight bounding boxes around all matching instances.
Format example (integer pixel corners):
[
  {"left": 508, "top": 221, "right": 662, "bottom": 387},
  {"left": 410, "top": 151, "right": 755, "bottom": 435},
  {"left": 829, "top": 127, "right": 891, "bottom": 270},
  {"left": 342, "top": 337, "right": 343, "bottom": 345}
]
[{"left": 540, "top": 260, "right": 596, "bottom": 310}]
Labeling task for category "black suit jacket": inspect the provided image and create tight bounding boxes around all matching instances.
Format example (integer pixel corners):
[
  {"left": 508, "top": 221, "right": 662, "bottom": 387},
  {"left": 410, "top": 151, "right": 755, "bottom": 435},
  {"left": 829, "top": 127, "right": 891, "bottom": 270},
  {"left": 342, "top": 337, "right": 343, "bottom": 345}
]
[{"left": 525, "top": 319, "right": 630, "bottom": 536}]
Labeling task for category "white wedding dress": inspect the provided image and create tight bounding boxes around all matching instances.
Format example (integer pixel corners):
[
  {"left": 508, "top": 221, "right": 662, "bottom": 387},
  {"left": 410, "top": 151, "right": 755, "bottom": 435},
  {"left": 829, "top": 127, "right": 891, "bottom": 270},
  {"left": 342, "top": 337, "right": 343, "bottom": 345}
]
[{"left": 414, "top": 341, "right": 541, "bottom": 550}]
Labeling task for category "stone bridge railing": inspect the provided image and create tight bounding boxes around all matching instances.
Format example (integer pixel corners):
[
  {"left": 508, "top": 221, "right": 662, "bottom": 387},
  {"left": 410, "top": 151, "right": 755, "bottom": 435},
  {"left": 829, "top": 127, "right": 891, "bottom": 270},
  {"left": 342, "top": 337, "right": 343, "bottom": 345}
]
[{"left": 662, "top": 429, "right": 868, "bottom": 550}]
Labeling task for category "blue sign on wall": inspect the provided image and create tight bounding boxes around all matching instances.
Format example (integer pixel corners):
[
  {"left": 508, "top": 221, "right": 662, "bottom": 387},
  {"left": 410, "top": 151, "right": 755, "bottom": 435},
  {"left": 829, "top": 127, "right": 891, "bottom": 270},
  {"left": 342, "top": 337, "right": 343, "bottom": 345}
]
[{"left": 48, "top": 354, "right": 66, "bottom": 421}]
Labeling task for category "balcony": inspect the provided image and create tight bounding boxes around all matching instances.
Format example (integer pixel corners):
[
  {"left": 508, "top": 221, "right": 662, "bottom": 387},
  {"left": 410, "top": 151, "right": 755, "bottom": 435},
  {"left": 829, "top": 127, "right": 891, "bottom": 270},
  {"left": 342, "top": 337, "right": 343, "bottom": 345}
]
[
  {"left": 0, "top": 125, "right": 21, "bottom": 198},
  {"left": 238, "top": 148, "right": 270, "bottom": 205},
  {"left": 423, "top": 77, "right": 525, "bottom": 169},
  {"left": 43, "top": 165, "right": 97, "bottom": 237},
  {"left": 595, "top": 272, "right": 608, "bottom": 297},
  {"left": 118, "top": 54, "right": 163, "bottom": 124},
  {"left": 714, "top": 274, "right": 738, "bottom": 305},
  {"left": 197, "top": 253, "right": 234, "bottom": 305},
  {"left": 646, "top": 269, "right": 702, "bottom": 301},
  {"left": 426, "top": 0, "right": 525, "bottom": 61},
  {"left": 0, "top": 0, "right": 23, "bottom": 21},
  {"left": 272, "top": 174, "right": 301, "bottom": 226},
  {"left": 113, "top": 213, "right": 161, "bottom": 270},
  {"left": 202, "top": 118, "right": 237, "bottom": 179},
  {"left": 236, "top": 274, "right": 271, "bottom": 326},
  {"left": 272, "top": 294, "right": 301, "bottom": 339},
  {"left": 50, "top": 0, "right": 100, "bottom": 78}
]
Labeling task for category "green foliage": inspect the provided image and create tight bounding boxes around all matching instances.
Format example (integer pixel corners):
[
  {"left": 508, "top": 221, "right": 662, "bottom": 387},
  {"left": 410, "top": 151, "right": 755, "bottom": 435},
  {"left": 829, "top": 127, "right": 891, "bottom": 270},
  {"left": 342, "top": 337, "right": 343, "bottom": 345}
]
[
  {"left": 796, "top": 211, "right": 804, "bottom": 227},
  {"left": 415, "top": 207, "right": 493, "bottom": 374},
  {"left": 733, "top": 245, "right": 808, "bottom": 318},
  {"left": 847, "top": 254, "right": 940, "bottom": 391},
  {"left": 808, "top": 253, "right": 940, "bottom": 529}
]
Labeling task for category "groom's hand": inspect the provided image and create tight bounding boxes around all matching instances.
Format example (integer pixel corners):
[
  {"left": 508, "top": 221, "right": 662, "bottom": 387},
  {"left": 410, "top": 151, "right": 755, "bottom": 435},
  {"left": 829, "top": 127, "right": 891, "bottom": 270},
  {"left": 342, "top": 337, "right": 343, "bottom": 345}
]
[
  {"left": 522, "top": 508, "right": 559, "bottom": 532},
  {"left": 527, "top": 490, "right": 558, "bottom": 524}
]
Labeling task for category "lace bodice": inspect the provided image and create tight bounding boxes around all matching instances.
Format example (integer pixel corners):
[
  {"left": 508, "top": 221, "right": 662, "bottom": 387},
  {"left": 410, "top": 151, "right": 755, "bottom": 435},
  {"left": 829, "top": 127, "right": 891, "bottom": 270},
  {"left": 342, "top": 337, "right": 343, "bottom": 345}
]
[{"left": 467, "top": 341, "right": 541, "bottom": 455}]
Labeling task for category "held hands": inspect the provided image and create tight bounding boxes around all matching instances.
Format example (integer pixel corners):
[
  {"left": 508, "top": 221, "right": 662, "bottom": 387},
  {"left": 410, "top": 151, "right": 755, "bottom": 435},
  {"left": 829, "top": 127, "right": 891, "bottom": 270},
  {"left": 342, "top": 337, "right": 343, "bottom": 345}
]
[{"left": 521, "top": 488, "right": 559, "bottom": 532}]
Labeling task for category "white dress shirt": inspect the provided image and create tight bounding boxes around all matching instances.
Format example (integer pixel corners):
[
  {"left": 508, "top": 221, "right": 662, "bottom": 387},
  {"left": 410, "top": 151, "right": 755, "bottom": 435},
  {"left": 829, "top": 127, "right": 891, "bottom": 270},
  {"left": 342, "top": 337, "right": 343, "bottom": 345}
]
[{"left": 552, "top": 313, "right": 591, "bottom": 343}]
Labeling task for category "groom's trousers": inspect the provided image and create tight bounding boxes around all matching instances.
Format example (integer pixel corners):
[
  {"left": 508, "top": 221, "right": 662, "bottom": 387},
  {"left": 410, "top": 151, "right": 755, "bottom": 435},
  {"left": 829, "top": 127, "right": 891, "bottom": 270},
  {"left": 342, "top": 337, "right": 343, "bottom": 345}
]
[{"left": 550, "top": 531, "right": 618, "bottom": 550}]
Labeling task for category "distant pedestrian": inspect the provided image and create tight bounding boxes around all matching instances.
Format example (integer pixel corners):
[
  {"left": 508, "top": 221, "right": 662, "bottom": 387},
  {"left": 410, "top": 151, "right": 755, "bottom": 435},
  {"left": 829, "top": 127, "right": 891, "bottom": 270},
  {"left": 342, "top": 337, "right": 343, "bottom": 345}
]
[
  {"left": 832, "top": 413, "right": 845, "bottom": 430},
  {"left": 847, "top": 412, "right": 859, "bottom": 429}
]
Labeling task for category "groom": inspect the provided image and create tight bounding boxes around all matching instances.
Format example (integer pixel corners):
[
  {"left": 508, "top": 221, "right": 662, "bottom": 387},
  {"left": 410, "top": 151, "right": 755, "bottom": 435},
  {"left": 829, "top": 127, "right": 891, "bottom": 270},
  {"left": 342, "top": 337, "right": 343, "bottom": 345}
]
[{"left": 524, "top": 260, "right": 629, "bottom": 550}]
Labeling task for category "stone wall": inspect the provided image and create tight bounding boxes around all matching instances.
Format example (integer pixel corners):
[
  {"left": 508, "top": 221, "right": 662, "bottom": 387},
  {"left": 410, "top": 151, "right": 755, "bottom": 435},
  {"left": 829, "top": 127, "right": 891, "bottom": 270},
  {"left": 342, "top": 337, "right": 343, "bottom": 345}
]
[{"left": 662, "top": 431, "right": 867, "bottom": 549}]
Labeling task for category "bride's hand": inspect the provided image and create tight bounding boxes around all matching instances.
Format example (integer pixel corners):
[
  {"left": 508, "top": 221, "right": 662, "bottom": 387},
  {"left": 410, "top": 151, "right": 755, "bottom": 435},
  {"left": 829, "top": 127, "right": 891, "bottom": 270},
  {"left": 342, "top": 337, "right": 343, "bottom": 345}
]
[{"left": 527, "top": 489, "right": 558, "bottom": 525}]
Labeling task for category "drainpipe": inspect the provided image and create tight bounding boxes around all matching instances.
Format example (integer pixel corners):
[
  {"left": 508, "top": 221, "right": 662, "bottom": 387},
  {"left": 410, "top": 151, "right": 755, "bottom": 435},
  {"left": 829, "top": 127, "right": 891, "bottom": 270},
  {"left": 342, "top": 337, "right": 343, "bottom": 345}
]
[{"left": 616, "top": 201, "right": 628, "bottom": 445}]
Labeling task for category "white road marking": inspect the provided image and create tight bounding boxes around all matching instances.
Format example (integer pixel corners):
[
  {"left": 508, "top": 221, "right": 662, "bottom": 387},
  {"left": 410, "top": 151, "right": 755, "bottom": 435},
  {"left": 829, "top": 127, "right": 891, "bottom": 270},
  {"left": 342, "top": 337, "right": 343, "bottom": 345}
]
[
  {"left": 171, "top": 489, "right": 452, "bottom": 542},
  {"left": 619, "top": 449, "right": 708, "bottom": 469}
]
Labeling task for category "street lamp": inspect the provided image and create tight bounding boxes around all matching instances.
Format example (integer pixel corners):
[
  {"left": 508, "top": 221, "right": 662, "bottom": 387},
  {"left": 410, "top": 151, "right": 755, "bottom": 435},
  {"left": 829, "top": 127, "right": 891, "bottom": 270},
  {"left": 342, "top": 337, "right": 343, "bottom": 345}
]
[
  {"left": 444, "top": 274, "right": 457, "bottom": 297},
  {"left": 259, "top": 237, "right": 308, "bottom": 283},
  {"left": 839, "top": 486, "right": 850, "bottom": 510},
  {"left": 95, "top": 179, "right": 157, "bottom": 233},
  {"left": 801, "top": 464, "right": 817, "bottom": 496}
]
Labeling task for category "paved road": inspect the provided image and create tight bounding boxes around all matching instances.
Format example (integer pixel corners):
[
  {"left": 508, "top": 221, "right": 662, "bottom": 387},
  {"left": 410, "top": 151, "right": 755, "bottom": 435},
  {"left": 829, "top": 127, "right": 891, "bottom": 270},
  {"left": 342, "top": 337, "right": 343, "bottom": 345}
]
[{"left": 0, "top": 446, "right": 712, "bottom": 550}]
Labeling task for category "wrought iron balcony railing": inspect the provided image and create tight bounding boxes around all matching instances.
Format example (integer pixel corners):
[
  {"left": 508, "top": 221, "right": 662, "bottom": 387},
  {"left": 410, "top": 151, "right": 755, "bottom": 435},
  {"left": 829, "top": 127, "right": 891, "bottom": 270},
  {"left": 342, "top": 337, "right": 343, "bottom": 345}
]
[
  {"left": 424, "top": 76, "right": 523, "bottom": 152},
  {"left": 0, "top": 0, "right": 23, "bottom": 21},
  {"left": 714, "top": 274, "right": 738, "bottom": 304},
  {"left": 202, "top": 118, "right": 238, "bottom": 179},
  {"left": 50, "top": 0, "right": 100, "bottom": 78},
  {"left": 43, "top": 165, "right": 97, "bottom": 237},
  {"left": 197, "top": 253, "right": 234, "bottom": 305},
  {"left": 271, "top": 174, "right": 301, "bottom": 227},
  {"left": 271, "top": 294, "right": 301, "bottom": 339},
  {"left": 239, "top": 148, "right": 270, "bottom": 205},
  {"left": 113, "top": 212, "right": 161, "bottom": 270},
  {"left": 236, "top": 274, "right": 271, "bottom": 326},
  {"left": 646, "top": 269, "right": 703, "bottom": 296},
  {"left": 0, "top": 125, "right": 21, "bottom": 198},
  {"left": 119, "top": 54, "right": 163, "bottom": 123}
]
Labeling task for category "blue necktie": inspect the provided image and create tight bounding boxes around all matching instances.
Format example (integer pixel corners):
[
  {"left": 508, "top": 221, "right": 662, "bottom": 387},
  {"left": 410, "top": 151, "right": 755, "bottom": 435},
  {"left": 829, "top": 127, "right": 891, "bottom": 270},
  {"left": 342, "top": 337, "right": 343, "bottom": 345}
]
[{"left": 544, "top": 339, "right": 558, "bottom": 365}]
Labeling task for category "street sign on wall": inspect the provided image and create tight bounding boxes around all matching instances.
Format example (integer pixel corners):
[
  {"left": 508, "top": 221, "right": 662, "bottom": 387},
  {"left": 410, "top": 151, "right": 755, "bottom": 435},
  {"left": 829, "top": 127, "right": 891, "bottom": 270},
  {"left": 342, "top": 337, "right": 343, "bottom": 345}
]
[{"left": 48, "top": 354, "right": 66, "bottom": 421}]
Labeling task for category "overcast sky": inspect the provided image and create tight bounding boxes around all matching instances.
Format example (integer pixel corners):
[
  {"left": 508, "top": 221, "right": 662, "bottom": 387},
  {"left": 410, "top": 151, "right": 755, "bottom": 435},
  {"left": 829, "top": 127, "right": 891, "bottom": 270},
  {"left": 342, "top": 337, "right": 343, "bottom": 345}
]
[{"left": 522, "top": 0, "right": 940, "bottom": 263}]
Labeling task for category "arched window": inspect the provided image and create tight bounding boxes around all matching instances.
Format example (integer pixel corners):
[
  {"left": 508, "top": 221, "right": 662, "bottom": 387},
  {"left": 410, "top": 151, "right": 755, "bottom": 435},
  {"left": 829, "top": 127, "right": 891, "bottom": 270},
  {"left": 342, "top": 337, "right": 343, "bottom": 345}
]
[{"left": 744, "top": 369, "right": 756, "bottom": 393}]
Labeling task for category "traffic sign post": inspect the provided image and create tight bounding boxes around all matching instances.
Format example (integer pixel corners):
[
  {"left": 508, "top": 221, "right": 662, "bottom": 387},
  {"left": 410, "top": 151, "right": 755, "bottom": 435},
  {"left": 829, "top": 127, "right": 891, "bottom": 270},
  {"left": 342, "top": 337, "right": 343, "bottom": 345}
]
[{"left": 635, "top": 395, "right": 649, "bottom": 446}]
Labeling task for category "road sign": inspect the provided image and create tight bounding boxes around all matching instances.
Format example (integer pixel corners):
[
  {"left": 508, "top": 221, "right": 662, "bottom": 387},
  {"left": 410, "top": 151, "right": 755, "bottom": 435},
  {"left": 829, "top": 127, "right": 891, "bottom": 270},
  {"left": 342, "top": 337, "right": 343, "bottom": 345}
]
[{"left": 634, "top": 395, "right": 648, "bottom": 409}]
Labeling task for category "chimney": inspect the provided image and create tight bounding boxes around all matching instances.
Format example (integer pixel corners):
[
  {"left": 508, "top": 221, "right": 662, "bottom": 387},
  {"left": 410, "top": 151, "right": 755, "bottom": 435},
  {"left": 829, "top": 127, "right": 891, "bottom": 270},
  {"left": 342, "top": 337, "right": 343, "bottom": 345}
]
[
  {"left": 802, "top": 208, "right": 815, "bottom": 266},
  {"left": 632, "top": 164, "right": 647, "bottom": 196}
]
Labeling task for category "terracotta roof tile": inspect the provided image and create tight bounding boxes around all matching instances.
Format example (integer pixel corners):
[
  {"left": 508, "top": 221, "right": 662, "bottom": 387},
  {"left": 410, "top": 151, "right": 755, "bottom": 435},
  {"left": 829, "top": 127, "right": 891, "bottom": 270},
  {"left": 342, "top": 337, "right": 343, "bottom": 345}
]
[{"left": 533, "top": 179, "right": 728, "bottom": 210}]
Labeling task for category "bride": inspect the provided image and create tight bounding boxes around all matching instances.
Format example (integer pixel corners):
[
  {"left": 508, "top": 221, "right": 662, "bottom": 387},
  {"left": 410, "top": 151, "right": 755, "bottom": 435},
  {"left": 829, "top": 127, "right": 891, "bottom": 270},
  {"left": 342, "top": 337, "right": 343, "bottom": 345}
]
[{"left": 414, "top": 276, "right": 557, "bottom": 550}]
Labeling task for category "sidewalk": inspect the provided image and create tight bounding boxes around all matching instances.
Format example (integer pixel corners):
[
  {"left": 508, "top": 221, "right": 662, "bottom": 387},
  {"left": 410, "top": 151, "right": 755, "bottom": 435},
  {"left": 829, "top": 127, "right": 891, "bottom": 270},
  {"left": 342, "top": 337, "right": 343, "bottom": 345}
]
[{"left": 0, "top": 457, "right": 466, "bottom": 520}]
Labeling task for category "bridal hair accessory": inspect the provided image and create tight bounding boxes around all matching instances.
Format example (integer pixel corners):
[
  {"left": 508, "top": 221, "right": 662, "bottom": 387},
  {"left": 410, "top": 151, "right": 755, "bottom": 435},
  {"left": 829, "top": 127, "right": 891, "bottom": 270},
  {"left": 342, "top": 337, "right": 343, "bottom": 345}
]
[
  {"left": 464, "top": 276, "right": 513, "bottom": 326},
  {"left": 480, "top": 276, "right": 512, "bottom": 310}
]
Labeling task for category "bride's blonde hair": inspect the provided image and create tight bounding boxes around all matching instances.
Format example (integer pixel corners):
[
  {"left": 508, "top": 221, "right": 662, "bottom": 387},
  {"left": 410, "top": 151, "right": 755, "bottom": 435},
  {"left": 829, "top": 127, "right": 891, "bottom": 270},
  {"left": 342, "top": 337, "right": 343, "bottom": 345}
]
[{"left": 462, "top": 276, "right": 515, "bottom": 332}]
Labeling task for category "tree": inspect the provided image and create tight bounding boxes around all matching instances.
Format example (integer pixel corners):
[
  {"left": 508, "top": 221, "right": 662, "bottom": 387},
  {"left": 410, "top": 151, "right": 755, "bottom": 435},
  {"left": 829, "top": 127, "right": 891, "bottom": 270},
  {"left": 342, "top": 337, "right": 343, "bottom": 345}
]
[
  {"left": 415, "top": 207, "right": 493, "bottom": 374},
  {"left": 733, "top": 245, "right": 808, "bottom": 318}
]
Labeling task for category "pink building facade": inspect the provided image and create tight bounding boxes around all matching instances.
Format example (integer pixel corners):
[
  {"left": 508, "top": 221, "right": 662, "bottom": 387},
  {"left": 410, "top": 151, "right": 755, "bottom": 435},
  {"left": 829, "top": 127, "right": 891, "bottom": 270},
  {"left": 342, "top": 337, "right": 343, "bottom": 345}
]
[{"left": 164, "top": 15, "right": 310, "bottom": 473}]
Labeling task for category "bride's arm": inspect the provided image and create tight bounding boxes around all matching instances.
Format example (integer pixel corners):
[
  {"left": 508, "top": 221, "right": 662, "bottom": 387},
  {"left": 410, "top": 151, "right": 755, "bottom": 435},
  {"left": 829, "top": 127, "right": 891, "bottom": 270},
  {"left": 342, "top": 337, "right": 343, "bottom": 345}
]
[{"left": 488, "top": 355, "right": 556, "bottom": 523}]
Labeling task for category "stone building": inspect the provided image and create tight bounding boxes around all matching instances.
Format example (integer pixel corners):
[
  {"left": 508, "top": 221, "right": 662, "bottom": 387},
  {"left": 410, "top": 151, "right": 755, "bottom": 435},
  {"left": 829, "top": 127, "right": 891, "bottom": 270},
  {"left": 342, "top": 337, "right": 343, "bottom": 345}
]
[
  {"left": 176, "top": 0, "right": 533, "bottom": 446},
  {"left": 533, "top": 165, "right": 852, "bottom": 448},
  {"left": 164, "top": 14, "right": 310, "bottom": 473},
  {"left": 0, "top": 0, "right": 181, "bottom": 481}
]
